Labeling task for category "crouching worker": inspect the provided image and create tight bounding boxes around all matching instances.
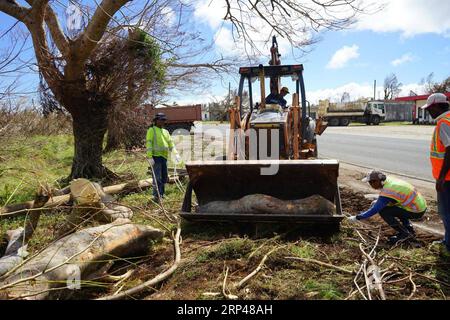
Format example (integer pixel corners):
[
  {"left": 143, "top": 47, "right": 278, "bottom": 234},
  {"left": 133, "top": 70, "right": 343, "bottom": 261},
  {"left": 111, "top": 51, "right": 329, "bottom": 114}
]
[
  {"left": 348, "top": 170, "right": 427, "bottom": 244},
  {"left": 146, "top": 112, "right": 181, "bottom": 203}
]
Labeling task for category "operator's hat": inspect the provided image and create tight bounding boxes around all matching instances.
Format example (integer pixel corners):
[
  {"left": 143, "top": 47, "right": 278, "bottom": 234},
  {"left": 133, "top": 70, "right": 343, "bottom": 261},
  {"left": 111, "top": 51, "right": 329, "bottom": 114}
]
[
  {"left": 153, "top": 112, "right": 167, "bottom": 121},
  {"left": 421, "top": 93, "right": 449, "bottom": 110},
  {"left": 280, "top": 87, "right": 290, "bottom": 94},
  {"left": 362, "top": 170, "right": 387, "bottom": 183}
]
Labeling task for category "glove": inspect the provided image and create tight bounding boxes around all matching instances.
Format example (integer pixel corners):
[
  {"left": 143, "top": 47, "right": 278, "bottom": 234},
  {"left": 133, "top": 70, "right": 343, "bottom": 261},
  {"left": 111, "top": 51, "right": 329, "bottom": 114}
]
[
  {"left": 347, "top": 216, "right": 359, "bottom": 223},
  {"left": 148, "top": 158, "right": 155, "bottom": 167},
  {"left": 175, "top": 154, "right": 181, "bottom": 164}
]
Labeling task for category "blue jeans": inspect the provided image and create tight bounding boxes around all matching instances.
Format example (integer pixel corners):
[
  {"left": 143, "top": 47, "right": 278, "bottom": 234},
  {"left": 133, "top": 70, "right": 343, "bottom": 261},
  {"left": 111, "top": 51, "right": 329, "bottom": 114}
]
[
  {"left": 151, "top": 156, "right": 168, "bottom": 199},
  {"left": 379, "top": 206, "right": 425, "bottom": 236},
  {"left": 438, "top": 182, "right": 450, "bottom": 250}
]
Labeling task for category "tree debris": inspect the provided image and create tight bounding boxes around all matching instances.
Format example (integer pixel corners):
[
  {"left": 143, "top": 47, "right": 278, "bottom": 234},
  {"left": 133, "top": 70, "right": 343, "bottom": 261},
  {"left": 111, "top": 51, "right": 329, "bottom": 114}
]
[
  {"left": 199, "top": 194, "right": 336, "bottom": 215},
  {"left": 0, "top": 219, "right": 164, "bottom": 300}
]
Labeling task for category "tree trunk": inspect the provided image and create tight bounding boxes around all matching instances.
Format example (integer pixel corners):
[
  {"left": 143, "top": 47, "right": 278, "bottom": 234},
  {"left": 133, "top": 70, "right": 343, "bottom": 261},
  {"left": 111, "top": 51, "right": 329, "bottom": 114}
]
[{"left": 70, "top": 105, "right": 114, "bottom": 180}]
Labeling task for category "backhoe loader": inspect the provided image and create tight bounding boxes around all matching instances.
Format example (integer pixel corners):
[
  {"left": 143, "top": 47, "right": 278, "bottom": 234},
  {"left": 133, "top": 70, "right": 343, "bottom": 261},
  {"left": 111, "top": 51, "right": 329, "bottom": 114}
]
[{"left": 180, "top": 37, "right": 344, "bottom": 230}]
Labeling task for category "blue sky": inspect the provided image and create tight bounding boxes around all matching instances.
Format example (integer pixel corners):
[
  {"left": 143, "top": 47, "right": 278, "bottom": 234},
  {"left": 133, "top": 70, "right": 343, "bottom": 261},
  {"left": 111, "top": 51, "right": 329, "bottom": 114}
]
[
  {"left": 183, "top": 0, "right": 450, "bottom": 104},
  {"left": 0, "top": 1, "right": 449, "bottom": 105}
]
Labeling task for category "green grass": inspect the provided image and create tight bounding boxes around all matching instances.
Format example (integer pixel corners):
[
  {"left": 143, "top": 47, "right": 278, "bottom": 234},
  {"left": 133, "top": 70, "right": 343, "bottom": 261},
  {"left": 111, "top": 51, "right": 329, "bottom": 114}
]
[
  {"left": 0, "top": 135, "right": 75, "bottom": 206},
  {"left": 1, "top": 133, "right": 449, "bottom": 300},
  {"left": 196, "top": 238, "right": 255, "bottom": 262}
]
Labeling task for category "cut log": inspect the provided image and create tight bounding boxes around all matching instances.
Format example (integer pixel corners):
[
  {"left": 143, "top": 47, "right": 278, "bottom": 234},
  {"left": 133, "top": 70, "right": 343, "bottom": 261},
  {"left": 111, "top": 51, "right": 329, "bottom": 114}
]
[
  {"left": 55, "top": 179, "right": 134, "bottom": 238},
  {"left": 198, "top": 194, "right": 336, "bottom": 216},
  {"left": 1, "top": 176, "right": 182, "bottom": 219},
  {"left": 0, "top": 219, "right": 164, "bottom": 300},
  {"left": 0, "top": 187, "right": 49, "bottom": 277}
]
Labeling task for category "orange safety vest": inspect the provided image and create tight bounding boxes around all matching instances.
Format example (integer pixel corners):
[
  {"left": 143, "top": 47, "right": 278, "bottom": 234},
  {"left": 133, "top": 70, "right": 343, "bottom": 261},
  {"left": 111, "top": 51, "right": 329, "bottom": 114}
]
[{"left": 430, "top": 113, "right": 450, "bottom": 181}]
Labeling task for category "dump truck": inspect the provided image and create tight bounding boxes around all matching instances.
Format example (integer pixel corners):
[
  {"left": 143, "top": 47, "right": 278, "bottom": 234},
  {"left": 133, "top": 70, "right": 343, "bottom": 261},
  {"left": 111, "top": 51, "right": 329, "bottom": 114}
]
[
  {"left": 320, "top": 100, "right": 386, "bottom": 126},
  {"left": 180, "top": 37, "right": 344, "bottom": 231},
  {"left": 144, "top": 104, "right": 202, "bottom": 133}
]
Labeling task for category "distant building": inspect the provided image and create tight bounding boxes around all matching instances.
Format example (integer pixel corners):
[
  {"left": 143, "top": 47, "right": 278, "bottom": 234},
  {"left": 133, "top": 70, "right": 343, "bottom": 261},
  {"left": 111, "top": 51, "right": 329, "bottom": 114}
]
[
  {"left": 201, "top": 104, "right": 210, "bottom": 121},
  {"left": 396, "top": 93, "right": 450, "bottom": 124}
]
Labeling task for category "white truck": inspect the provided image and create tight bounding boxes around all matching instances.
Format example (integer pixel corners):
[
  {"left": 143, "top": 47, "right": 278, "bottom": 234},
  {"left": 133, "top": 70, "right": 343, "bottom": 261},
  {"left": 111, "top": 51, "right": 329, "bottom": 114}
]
[{"left": 319, "top": 100, "right": 386, "bottom": 127}]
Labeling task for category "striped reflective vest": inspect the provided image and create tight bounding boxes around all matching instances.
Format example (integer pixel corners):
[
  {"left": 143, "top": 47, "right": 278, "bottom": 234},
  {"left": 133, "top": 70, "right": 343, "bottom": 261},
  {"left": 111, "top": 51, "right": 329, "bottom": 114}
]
[
  {"left": 146, "top": 126, "right": 174, "bottom": 160},
  {"left": 430, "top": 113, "right": 450, "bottom": 181},
  {"left": 380, "top": 178, "right": 427, "bottom": 213}
]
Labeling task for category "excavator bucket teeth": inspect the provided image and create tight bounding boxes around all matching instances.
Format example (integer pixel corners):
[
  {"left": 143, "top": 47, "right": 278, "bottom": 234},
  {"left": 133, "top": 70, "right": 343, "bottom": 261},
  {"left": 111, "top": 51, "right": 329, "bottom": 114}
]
[{"left": 180, "top": 160, "right": 344, "bottom": 226}]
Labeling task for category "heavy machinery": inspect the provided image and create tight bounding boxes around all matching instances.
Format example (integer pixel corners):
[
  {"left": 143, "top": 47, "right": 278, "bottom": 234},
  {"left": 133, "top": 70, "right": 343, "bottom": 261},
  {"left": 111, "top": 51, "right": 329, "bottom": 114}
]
[
  {"left": 180, "top": 37, "right": 344, "bottom": 229},
  {"left": 320, "top": 100, "right": 386, "bottom": 126}
]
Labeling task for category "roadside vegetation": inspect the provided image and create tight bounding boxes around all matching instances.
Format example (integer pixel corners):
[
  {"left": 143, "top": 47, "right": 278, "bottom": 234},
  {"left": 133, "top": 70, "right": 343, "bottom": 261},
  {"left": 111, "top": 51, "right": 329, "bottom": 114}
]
[{"left": 1, "top": 128, "right": 449, "bottom": 300}]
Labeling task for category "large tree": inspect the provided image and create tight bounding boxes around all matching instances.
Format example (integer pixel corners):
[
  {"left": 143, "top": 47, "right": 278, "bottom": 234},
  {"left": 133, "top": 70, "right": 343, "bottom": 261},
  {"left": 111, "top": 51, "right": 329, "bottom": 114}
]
[
  {"left": 0, "top": 0, "right": 374, "bottom": 179},
  {"left": 421, "top": 73, "right": 450, "bottom": 94},
  {"left": 384, "top": 73, "right": 402, "bottom": 100}
]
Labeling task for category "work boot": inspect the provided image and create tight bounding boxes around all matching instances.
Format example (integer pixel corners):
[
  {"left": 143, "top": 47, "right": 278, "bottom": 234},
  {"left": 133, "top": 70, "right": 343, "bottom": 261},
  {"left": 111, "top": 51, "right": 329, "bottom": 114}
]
[
  {"left": 404, "top": 224, "right": 416, "bottom": 237},
  {"left": 388, "top": 233, "right": 412, "bottom": 246},
  {"left": 152, "top": 197, "right": 161, "bottom": 204}
]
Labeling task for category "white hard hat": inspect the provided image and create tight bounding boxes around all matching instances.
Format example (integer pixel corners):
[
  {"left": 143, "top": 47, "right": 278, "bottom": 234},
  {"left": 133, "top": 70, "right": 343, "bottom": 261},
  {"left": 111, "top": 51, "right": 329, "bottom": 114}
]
[{"left": 421, "top": 93, "right": 449, "bottom": 110}]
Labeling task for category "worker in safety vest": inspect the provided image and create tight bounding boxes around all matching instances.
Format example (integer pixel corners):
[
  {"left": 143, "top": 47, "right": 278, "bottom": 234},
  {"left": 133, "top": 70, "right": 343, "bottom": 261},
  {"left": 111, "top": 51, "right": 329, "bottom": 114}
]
[
  {"left": 422, "top": 93, "right": 450, "bottom": 253},
  {"left": 146, "top": 112, "right": 181, "bottom": 203},
  {"left": 348, "top": 170, "right": 427, "bottom": 245}
]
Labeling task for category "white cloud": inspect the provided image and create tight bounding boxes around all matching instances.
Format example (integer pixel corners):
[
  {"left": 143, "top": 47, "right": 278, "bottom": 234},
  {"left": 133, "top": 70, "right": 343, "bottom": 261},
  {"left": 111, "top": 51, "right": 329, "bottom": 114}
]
[
  {"left": 391, "top": 53, "right": 415, "bottom": 67},
  {"left": 307, "top": 82, "right": 427, "bottom": 104},
  {"left": 193, "top": 0, "right": 314, "bottom": 58},
  {"left": 357, "top": 0, "right": 450, "bottom": 37},
  {"left": 193, "top": 0, "right": 226, "bottom": 29},
  {"left": 326, "top": 45, "right": 360, "bottom": 69},
  {"left": 161, "top": 7, "right": 176, "bottom": 25}
]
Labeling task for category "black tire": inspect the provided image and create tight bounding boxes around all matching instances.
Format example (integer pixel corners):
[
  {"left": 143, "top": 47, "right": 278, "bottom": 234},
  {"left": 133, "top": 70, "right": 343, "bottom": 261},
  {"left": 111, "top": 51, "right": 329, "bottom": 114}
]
[
  {"left": 339, "top": 118, "right": 351, "bottom": 127},
  {"left": 313, "top": 139, "right": 318, "bottom": 158},
  {"left": 371, "top": 116, "right": 381, "bottom": 126},
  {"left": 328, "top": 118, "right": 340, "bottom": 127}
]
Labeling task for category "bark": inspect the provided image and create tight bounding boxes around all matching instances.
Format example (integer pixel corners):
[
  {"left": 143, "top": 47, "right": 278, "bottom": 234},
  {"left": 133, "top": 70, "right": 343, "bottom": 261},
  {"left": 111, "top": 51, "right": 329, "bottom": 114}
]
[
  {"left": 1, "top": 175, "right": 186, "bottom": 219},
  {"left": 198, "top": 194, "right": 336, "bottom": 216},
  {"left": 55, "top": 179, "right": 133, "bottom": 238},
  {"left": 0, "top": 188, "right": 49, "bottom": 277},
  {"left": 69, "top": 104, "right": 113, "bottom": 180},
  {"left": 0, "top": 219, "right": 164, "bottom": 300}
]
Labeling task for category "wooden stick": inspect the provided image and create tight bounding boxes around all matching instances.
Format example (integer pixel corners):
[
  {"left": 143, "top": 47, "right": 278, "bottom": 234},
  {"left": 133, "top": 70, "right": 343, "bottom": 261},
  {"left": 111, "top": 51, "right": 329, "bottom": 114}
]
[
  {"left": 236, "top": 247, "right": 282, "bottom": 290},
  {"left": 222, "top": 266, "right": 238, "bottom": 300},
  {"left": 407, "top": 273, "right": 416, "bottom": 300},
  {"left": 98, "top": 227, "right": 182, "bottom": 300}
]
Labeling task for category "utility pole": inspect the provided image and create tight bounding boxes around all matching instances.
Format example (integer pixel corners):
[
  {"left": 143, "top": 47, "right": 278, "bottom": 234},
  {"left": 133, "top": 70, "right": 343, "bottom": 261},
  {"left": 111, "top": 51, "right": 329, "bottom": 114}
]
[{"left": 373, "top": 80, "right": 377, "bottom": 101}]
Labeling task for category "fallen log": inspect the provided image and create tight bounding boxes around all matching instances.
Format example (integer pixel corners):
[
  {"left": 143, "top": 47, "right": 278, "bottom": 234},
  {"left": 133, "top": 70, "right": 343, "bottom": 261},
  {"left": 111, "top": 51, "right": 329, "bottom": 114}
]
[
  {"left": 0, "top": 176, "right": 182, "bottom": 219},
  {"left": 0, "top": 187, "right": 49, "bottom": 277},
  {"left": 198, "top": 194, "right": 336, "bottom": 216},
  {"left": 55, "top": 179, "right": 135, "bottom": 237},
  {"left": 0, "top": 219, "right": 164, "bottom": 300}
]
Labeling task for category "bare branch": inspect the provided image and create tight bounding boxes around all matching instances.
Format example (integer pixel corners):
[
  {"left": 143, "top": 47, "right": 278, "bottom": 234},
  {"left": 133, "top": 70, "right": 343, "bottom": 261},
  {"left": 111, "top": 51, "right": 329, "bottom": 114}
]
[
  {"left": 0, "top": 0, "right": 30, "bottom": 22},
  {"left": 44, "top": 5, "right": 69, "bottom": 57},
  {"left": 74, "top": 0, "right": 131, "bottom": 63}
]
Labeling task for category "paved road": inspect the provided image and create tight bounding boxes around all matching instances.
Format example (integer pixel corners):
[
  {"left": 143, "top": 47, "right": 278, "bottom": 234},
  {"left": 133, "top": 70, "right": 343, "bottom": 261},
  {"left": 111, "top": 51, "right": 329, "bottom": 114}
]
[
  {"left": 317, "top": 131, "right": 433, "bottom": 181},
  {"left": 195, "top": 122, "right": 435, "bottom": 181}
]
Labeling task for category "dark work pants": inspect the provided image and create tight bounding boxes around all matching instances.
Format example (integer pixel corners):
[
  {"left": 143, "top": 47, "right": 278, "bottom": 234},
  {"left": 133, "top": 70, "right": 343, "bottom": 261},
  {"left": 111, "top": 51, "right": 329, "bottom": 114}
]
[
  {"left": 151, "top": 156, "right": 168, "bottom": 199},
  {"left": 379, "top": 206, "right": 425, "bottom": 236},
  {"left": 437, "top": 182, "right": 450, "bottom": 251}
]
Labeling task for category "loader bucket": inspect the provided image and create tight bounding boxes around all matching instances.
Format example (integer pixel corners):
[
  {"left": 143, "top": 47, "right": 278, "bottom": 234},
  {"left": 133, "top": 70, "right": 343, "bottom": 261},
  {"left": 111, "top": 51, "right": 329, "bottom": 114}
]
[{"left": 180, "top": 160, "right": 344, "bottom": 226}]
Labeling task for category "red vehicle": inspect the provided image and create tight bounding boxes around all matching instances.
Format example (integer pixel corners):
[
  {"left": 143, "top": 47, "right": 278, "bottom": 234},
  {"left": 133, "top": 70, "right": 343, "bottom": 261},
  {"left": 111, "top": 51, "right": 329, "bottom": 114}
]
[{"left": 144, "top": 104, "right": 202, "bottom": 133}]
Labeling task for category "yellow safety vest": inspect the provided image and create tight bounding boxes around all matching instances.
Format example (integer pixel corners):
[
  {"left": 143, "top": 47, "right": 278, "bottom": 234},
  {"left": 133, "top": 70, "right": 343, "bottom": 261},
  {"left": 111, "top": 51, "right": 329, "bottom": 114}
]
[
  {"left": 380, "top": 178, "right": 427, "bottom": 213},
  {"left": 146, "top": 126, "right": 175, "bottom": 160}
]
